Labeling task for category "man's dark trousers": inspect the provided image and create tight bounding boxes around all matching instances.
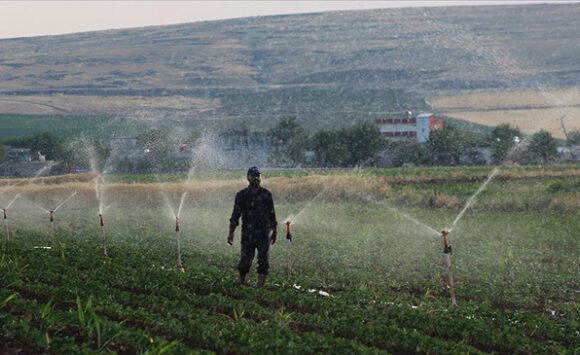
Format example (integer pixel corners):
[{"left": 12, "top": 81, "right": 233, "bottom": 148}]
[{"left": 238, "top": 229, "right": 270, "bottom": 275}]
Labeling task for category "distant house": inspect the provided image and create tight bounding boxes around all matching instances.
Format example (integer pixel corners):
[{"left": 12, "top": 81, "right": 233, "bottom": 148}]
[
  {"left": 5, "top": 147, "right": 35, "bottom": 162},
  {"left": 216, "top": 130, "right": 273, "bottom": 168},
  {"left": 374, "top": 112, "right": 444, "bottom": 143},
  {"left": 557, "top": 145, "right": 580, "bottom": 162}
]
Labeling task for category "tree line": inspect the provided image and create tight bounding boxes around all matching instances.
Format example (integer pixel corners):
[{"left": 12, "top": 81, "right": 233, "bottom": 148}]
[
  {"left": 269, "top": 117, "right": 580, "bottom": 167},
  {"left": 2, "top": 118, "right": 579, "bottom": 172}
]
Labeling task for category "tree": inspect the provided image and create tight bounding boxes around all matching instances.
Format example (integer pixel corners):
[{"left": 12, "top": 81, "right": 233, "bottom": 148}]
[
  {"left": 344, "top": 122, "right": 384, "bottom": 166},
  {"left": 269, "top": 117, "right": 309, "bottom": 166},
  {"left": 25, "top": 132, "right": 66, "bottom": 160},
  {"left": 311, "top": 123, "right": 384, "bottom": 167},
  {"left": 312, "top": 130, "right": 349, "bottom": 167},
  {"left": 526, "top": 130, "right": 557, "bottom": 164},
  {"left": 390, "top": 140, "right": 424, "bottom": 167},
  {"left": 490, "top": 124, "right": 522, "bottom": 163},
  {"left": 135, "top": 129, "right": 177, "bottom": 172},
  {"left": 425, "top": 125, "right": 468, "bottom": 166},
  {"left": 0, "top": 144, "right": 5, "bottom": 164},
  {"left": 566, "top": 129, "right": 580, "bottom": 146},
  {"left": 62, "top": 138, "right": 111, "bottom": 172}
]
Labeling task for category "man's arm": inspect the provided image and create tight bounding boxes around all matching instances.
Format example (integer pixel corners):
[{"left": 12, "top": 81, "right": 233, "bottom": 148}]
[
  {"left": 228, "top": 192, "right": 242, "bottom": 245},
  {"left": 268, "top": 191, "right": 277, "bottom": 244}
]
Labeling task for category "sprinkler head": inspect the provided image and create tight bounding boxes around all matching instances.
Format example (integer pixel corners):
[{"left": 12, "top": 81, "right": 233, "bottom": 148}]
[
  {"left": 285, "top": 221, "right": 293, "bottom": 241},
  {"left": 2, "top": 209, "right": 6, "bottom": 219},
  {"left": 175, "top": 217, "right": 180, "bottom": 232},
  {"left": 49, "top": 210, "right": 54, "bottom": 222},
  {"left": 99, "top": 213, "right": 104, "bottom": 227}
]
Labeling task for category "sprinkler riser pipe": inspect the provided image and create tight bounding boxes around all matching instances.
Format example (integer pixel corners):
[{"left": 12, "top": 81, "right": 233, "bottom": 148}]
[
  {"left": 99, "top": 214, "right": 104, "bottom": 227},
  {"left": 49, "top": 211, "right": 54, "bottom": 222},
  {"left": 285, "top": 221, "right": 292, "bottom": 241},
  {"left": 175, "top": 218, "right": 180, "bottom": 232},
  {"left": 2, "top": 209, "right": 6, "bottom": 219},
  {"left": 440, "top": 229, "right": 457, "bottom": 306},
  {"left": 176, "top": 230, "right": 183, "bottom": 268}
]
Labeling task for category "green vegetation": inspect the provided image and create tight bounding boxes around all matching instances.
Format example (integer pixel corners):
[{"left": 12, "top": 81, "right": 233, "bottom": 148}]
[
  {"left": 490, "top": 123, "right": 522, "bottom": 163},
  {"left": 1, "top": 167, "right": 578, "bottom": 353},
  {"left": 0, "top": 114, "right": 147, "bottom": 140},
  {"left": 527, "top": 130, "right": 559, "bottom": 164}
]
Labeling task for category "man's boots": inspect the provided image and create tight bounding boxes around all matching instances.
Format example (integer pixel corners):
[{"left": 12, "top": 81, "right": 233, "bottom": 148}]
[
  {"left": 257, "top": 274, "right": 267, "bottom": 288},
  {"left": 239, "top": 273, "right": 248, "bottom": 286}
]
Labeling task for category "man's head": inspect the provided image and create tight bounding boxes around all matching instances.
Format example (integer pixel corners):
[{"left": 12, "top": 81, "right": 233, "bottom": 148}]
[{"left": 247, "top": 166, "right": 261, "bottom": 187}]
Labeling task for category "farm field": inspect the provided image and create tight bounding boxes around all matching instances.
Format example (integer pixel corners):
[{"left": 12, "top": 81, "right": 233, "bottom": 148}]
[
  {"left": 1, "top": 167, "right": 579, "bottom": 353},
  {"left": 0, "top": 114, "right": 147, "bottom": 140},
  {"left": 0, "top": 96, "right": 219, "bottom": 119},
  {"left": 428, "top": 89, "right": 580, "bottom": 139}
]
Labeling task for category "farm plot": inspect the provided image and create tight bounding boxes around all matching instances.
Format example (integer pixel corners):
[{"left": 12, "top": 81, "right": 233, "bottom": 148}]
[{"left": 1, "top": 169, "right": 579, "bottom": 353}]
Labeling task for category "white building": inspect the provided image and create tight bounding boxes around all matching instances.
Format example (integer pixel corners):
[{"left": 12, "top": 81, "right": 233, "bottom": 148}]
[{"left": 374, "top": 113, "right": 444, "bottom": 143}]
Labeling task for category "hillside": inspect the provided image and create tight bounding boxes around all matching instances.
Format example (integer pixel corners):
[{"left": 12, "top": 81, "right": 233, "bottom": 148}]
[{"left": 0, "top": 3, "right": 579, "bottom": 135}]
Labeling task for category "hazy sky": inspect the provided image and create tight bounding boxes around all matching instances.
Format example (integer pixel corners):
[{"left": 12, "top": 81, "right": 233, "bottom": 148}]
[{"left": 1, "top": 1, "right": 576, "bottom": 39}]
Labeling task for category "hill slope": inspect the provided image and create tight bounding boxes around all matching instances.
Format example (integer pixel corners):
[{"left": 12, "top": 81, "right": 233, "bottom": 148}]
[{"left": 0, "top": 3, "right": 579, "bottom": 133}]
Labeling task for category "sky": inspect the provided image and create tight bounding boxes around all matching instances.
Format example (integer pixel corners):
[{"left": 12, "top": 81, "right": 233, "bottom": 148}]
[{"left": 1, "top": 1, "right": 576, "bottom": 40}]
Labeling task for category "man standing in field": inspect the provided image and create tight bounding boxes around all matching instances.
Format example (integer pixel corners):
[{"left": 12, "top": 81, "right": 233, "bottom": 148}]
[{"left": 228, "top": 166, "right": 277, "bottom": 287}]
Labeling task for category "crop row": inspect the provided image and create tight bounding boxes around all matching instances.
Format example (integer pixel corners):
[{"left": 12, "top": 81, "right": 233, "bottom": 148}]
[{"left": 2, "top": 240, "right": 577, "bottom": 354}]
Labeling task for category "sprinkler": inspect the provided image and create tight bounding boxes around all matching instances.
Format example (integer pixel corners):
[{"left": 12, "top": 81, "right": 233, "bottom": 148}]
[
  {"left": 441, "top": 229, "right": 452, "bottom": 254},
  {"left": 2, "top": 208, "right": 7, "bottom": 241},
  {"left": 99, "top": 213, "right": 107, "bottom": 257},
  {"left": 285, "top": 221, "right": 292, "bottom": 241},
  {"left": 441, "top": 229, "right": 457, "bottom": 306},
  {"left": 175, "top": 217, "right": 184, "bottom": 271},
  {"left": 285, "top": 220, "right": 294, "bottom": 278},
  {"left": 48, "top": 210, "right": 55, "bottom": 246}
]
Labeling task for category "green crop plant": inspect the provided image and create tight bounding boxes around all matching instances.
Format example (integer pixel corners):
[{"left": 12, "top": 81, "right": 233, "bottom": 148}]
[
  {"left": 1, "top": 292, "right": 18, "bottom": 310},
  {"left": 75, "top": 294, "right": 124, "bottom": 351}
]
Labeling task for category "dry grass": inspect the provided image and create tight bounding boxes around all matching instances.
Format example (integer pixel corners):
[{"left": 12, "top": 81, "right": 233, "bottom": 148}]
[
  {"left": 0, "top": 173, "right": 98, "bottom": 187},
  {"left": 445, "top": 109, "right": 580, "bottom": 139},
  {"left": 388, "top": 167, "right": 580, "bottom": 184},
  {"left": 428, "top": 88, "right": 580, "bottom": 138},
  {"left": 0, "top": 95, "right": 220, "bottom": 115},
  {"left": 0, "top": 174, "right": 391, "bottom": 209},
  {"left": 429, "top": 88, "right": 580, "bottom": 110},
  {"left": 266, "top": 174, "right": 391, "bottom": 203}
]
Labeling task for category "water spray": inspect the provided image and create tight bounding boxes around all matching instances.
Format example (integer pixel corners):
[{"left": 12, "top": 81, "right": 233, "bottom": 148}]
[
  {"left": 2, "top": 193, "right": 21, "bottom": 241},
  {"left": 441, "top": 229, "right": 457, "bottom": 306},
  {"left": 451, "top": 167, "right": 499, "bottom": 228},
  {"left": 363, "top": 196, "right": 459, "bottom": 304},
  {"left": 175, "top": 217, "right": 184, "bottom": 271},
  {"left": 53, "top": 191, "right": 78, "bottom": 213}
]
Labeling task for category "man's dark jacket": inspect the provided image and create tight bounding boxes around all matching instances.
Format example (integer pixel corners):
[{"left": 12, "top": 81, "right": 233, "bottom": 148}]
[{"left": 229, "top": 186, "right": 277, "bottom": 233}]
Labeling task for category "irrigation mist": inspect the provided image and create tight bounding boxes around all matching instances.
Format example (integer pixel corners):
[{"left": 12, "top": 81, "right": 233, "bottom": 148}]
[{"left": 1, "top": 5, "right": 578, "bottom": 311}]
